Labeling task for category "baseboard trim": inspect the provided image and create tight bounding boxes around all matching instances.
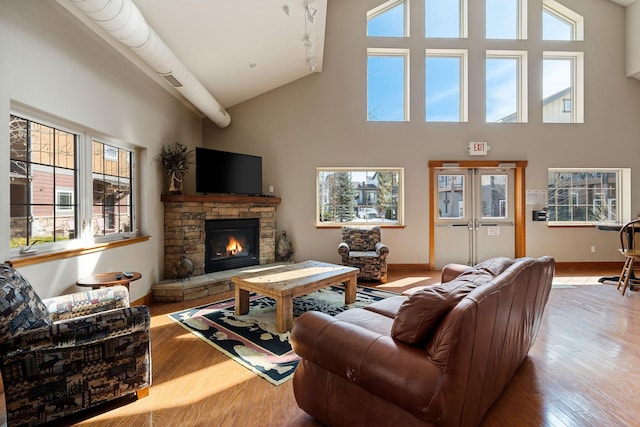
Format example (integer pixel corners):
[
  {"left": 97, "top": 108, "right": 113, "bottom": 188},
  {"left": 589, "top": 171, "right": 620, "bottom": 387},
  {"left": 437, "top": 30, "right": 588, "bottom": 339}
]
[
  {"left": 555, "top": 261, "right": 623, "bottom": 270},
  {"left": 388, "top": 263, "right": 431, "bottom": 271}
]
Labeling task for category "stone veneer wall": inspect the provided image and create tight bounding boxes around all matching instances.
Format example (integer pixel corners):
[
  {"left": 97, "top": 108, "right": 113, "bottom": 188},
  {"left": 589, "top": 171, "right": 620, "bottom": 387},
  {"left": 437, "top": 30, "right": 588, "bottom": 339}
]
[{"left": 161, "top": 194, "right": 281, "bottom": 279}]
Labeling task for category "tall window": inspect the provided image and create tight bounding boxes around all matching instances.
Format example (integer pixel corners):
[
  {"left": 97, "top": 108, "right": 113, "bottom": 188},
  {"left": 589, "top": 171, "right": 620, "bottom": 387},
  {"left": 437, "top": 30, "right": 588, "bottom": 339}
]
[
  {"left": 486, "top": 0, "right": 527, "bottom": 40},
  {"left": 367, "top": 49, "right": 410, "bottom": 121},
  {"left": 486, "top": 51, "right": 528, "bottom": 123},
  {"left": 9, "top": 111, "right": 138, "bottom": 253},
  {"left": 426, "top": 50, "right": 468, "bottom": 122},
  {"left": 92, "top": 141, "right": 133, "bottom": 237},
  {"left": 317, "top": 168, "right": 404, "bottom": 226},
  {"left": 9, "top": 115, "right": 77, "bottom": 249},
  {"left": 426, "top": 0, "right": 467, "bottom": 38},
  {"left": 367, "top": 0, "right": 407, "bottom": 37},
  {"left": 548, "top": 169, "right": 631, "bottom": 225},
  {"left": 543, "top": 52, "right": 583, "bottom": 123},
  {"left": 543, "top": 0, "right": 584, "bottom": 41}
]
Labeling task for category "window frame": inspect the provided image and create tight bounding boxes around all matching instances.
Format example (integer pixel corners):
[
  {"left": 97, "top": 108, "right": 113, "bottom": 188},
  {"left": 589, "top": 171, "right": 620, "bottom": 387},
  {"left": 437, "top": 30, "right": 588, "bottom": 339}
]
[
  {"left": 543, "top": 51, "right": 584, "bottom": 123},
  {"left": 486, "top": 50, "right": 529, "bottom": 123},
  {"left": 425, "top": 49, "right": 469, "bottom": 122},
  {"left": 367, "top": 0, "right": 409, "bottom": 38},
  {"left": 547, "top": 168, "right": 631, "bottom": 226},
  {"left": 9, "top": 105, "right": 139, "bottom": 257},
  {"left": 316, "top": 167, "right": 405, "bottom": 227},
  {"left": 367, "top": 48, "right": 411, "bottom": 122},
  {"left": 543, "top": 0, "right": 584, "bottom": 41}
]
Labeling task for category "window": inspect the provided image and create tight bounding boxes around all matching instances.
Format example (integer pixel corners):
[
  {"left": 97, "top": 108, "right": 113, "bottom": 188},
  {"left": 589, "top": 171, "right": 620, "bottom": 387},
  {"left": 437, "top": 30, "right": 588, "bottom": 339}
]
[
  {"left": 543, "top": 52, "right": 583, "bottom": 123},
  {"left": 486, "top": 51, "right": 528, "bottom": 123},
  {"left": 548, "top": 169, "right": 631, "bottom": 225},
  {"left": 486, "top": 0, "right": 527, "bottom": 40},
  {"left": 55, "top": 190, "right": 74, "bottom": 212},
  {"left": 9, "top": 110, "right": 138, "bottom": 254},
  {"left": 543, "top": 0, "right": 584, "bottom": 41},
  {"left": 426, "top": 50, "right": 468, "bottom": 122},
  {"left": 10, "top": 115, "right": 78, "bottom": 249},
  {"left": 425, "top": 0, "right": 467, "bottom": 38},
  {"left": 92, "top": 141, "right": 133, "bottom": 237},
  {"left": 367, "top": 49, "right": 410, "bottom": 121},
  {"left": 316, "top": 168, "right": 404, "bottom": 226},
  {"left": 367, "top": 0, "right": 407, "bottom": 37}
]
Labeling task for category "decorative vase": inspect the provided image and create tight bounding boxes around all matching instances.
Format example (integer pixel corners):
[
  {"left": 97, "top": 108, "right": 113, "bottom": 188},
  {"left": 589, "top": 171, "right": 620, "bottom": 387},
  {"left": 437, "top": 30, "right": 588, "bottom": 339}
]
[{"left": 169, "top": 171, "right": 183, "bottom": 194}]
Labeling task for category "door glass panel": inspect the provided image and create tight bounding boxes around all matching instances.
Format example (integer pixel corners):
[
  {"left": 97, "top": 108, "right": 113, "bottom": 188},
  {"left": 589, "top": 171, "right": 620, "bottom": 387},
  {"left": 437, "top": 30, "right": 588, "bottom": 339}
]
[
  {"left": 438, "top": 174, "right": 465, "bottom": 218},
  {"left": 480, "top": 174, "right": 507, "bottom": 218}
]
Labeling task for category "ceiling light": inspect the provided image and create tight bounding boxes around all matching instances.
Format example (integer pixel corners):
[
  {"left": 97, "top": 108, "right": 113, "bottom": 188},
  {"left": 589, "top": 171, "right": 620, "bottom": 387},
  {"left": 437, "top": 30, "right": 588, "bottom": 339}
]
[{"left": 306, "top": 6, "right": 317, "bottom": 23}]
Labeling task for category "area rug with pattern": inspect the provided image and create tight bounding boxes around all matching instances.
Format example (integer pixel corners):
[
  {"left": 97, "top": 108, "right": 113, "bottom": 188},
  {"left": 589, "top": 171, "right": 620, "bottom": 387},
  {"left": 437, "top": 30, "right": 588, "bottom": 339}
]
[{"left": 167, "top": 285, "right": 398, "bottom": 386}]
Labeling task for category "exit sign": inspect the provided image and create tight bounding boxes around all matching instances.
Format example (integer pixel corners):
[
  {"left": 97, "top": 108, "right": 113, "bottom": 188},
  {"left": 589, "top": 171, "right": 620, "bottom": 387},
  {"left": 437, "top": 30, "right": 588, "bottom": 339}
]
[{"left": 468, "top": 141, "right": 490, "bottom": 156}]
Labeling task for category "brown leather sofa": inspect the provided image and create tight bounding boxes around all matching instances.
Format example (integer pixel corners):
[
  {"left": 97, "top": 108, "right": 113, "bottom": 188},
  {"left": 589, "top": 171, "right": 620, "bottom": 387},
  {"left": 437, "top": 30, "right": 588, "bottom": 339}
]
[{"left": 290, "top": 256, "right": 555, "bottom": 427}]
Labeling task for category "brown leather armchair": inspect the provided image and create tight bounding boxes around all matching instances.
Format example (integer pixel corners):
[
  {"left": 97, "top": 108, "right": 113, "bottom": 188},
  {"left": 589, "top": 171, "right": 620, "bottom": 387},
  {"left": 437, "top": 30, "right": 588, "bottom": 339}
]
[{"left": 291, "top": 256, "right": 555, "bottom": 426}]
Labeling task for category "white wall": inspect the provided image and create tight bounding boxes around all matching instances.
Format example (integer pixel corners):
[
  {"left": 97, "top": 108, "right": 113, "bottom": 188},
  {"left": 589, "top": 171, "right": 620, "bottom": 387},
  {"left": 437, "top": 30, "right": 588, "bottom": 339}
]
[
  {"left": 203, "top": 0, "right": 640, "bottom": 265},
  {"left": 0, "top": 1, "right": 201, "bottom": 299}
]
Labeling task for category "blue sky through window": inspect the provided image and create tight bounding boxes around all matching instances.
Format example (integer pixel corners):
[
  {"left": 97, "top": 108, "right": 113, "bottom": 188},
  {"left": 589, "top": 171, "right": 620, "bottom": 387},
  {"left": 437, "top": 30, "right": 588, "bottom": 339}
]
[
  {"left": 426, "top": 56, "right": 461, "bottom": 121},
  {"left": 425, "top": 0, "right": 461, "bottom": 38},
  {"left": 367, "top": 1, "right": 577, "bottom": 123},
  {"left": 486, "top": 57, "right": 518, "bottom": 122},
  {"left": 368, "top": 55, "right": 406, "bottom": 121},
  {"left": 368, "top": 2, "right": 405, "bottom": 37}
]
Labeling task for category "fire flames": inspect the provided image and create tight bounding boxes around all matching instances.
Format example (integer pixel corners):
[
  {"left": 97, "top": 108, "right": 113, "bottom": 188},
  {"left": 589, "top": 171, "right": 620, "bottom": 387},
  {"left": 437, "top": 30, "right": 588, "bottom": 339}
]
[{"left": 226, "top": 236, "right": 243, "bottom": 256}]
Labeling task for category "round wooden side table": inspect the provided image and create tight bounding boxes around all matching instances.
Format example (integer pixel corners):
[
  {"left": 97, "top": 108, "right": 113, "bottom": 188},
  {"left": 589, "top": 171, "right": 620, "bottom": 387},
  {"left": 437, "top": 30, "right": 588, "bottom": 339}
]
[{"left": 76, "top": 271, "right": 142, "bottom": 291}]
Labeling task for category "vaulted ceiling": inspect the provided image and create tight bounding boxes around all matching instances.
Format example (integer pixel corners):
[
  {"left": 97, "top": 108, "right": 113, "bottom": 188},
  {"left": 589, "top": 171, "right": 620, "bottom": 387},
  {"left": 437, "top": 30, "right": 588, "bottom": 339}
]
[{"left": 57, "top": 0, "right": 634, "bottom": 126}]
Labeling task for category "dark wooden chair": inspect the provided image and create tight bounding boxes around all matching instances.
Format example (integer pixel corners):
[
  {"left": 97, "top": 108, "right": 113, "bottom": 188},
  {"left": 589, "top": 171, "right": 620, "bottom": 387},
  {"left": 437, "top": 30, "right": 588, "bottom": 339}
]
[{"left": 616, "top": 219, "right": 640, "bottom": 296}]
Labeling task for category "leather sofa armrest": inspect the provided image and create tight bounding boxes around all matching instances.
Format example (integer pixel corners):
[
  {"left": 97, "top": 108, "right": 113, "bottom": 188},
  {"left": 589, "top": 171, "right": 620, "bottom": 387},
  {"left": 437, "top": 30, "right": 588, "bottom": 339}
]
[
  {"left": 441, "top": 263, "right": 470, "bottom": 283},
  {"left": 292, "top": 311, "right": 442, "bottom": 418}
]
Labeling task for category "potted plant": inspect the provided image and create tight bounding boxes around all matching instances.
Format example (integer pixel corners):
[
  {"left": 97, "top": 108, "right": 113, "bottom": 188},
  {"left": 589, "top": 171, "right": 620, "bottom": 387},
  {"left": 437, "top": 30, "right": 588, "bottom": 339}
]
[{"left": 157, "top": 142, "right": 194, "bottom": 194}]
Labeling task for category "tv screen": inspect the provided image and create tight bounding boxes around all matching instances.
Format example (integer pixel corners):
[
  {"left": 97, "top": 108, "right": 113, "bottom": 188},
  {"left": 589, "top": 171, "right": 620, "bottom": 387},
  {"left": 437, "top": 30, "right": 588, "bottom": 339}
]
[{"left": 195, "top": 147, "right": 262, "bottom": 195}]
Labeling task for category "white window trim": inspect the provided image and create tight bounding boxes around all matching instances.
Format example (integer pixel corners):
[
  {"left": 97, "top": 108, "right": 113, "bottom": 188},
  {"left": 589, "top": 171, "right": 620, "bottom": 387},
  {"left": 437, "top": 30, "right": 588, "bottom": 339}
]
[
  {"left": 486, "top": 50, "right": 529, "bottom": 123},
  {"left": 367, "top": 48, "right": 411, "bottom": 122},
  {"left": 547, "top": 168, "right": 631, "bottom": 226},
  {"left": 55, "top": 189, "right": 74, "bottom": 212},
  {"left": 425, "top": 49, "right": 469, "bottom": 122},
  {"left": 543, "top": 0, "right": 584, "bottom": 41},
  {"left": 367, "top": 0, "right": 410, "bottom": 37},
  {"left": 8, "top": 102, "right": 138, "bottom": 257},
  {"left": 316, "top": 167, "right": 405, "bottom": 227},
  {"left": 543, "top": 51, "right": 584, "bottom": 123}
]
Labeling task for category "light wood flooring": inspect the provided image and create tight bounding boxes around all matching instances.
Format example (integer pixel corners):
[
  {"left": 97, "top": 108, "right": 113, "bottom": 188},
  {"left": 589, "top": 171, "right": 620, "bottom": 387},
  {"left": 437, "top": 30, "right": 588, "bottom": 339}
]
[{"left": 2, "top": 263, "right": 639, "bottom": 426}]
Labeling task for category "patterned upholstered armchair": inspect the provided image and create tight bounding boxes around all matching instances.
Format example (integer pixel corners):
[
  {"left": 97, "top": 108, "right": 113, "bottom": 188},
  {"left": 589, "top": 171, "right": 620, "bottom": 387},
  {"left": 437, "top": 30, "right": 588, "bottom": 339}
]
[
  {"left": 338, "top": 226, "right": 390, "bottom": 283},
  {"left": 0, "top": 264, "right": 151, "bottom": 426}
]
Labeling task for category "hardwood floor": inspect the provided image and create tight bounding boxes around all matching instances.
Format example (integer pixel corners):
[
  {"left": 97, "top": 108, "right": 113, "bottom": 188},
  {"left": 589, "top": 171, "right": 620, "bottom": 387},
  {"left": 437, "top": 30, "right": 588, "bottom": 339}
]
[{"left": 2, "top": 263, "right": 638, "bottom": 426}]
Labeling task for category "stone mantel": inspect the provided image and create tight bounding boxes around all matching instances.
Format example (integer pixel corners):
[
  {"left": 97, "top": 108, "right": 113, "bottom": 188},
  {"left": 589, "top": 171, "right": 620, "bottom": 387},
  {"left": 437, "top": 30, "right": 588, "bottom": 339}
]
[
  {"left": 161, "top": 193, "right": 281, "bottom": 281},
  {"left": 161, "top": 193, "right": 281, "bottom": 205}
]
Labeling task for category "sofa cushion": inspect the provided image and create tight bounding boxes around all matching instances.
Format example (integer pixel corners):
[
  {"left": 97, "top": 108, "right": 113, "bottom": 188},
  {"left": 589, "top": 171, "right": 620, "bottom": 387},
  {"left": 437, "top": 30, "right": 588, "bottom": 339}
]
[
  {"left": 0, "top": 265, "right": 51, "bottom": 342},
  {"left": 391, "top": 258, "right": 517, "bottom": 345}
]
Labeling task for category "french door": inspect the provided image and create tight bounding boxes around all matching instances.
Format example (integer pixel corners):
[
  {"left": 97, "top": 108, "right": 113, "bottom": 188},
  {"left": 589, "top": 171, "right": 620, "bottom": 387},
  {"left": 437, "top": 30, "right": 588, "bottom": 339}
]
[{"left": 429, "top": 161, "right": 527, "bottom": 269}]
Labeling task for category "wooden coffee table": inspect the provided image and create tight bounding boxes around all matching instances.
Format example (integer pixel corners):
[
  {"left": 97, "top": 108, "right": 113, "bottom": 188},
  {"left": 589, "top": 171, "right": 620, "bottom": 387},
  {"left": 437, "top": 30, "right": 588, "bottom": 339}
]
[{"left": 232, "top": 260, "right": 359, "bottom": 332}]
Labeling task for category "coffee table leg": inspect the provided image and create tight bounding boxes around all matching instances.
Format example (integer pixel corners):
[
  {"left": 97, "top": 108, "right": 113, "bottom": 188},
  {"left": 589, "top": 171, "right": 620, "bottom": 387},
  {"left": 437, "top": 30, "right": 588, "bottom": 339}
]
[
  {"left": 344, "top": 273, "right": 357, "bottom": 304},
  {"left": 277, "top": 296, "right": 293, "bottom": 333},
  {"left": 235, "top": 287, "right": 250, "bottom": 315}
]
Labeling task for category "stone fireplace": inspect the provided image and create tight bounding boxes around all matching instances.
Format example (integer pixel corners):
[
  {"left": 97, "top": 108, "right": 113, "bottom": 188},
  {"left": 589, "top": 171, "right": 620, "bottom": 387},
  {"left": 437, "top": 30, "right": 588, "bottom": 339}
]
[{"left": 161, "top": 194, "right": 281, "bottom": 279}]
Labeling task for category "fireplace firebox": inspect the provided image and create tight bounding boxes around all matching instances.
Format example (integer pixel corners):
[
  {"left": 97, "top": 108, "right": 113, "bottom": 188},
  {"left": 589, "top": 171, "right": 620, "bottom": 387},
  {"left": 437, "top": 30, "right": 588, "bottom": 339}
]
[{"left": 205, "top": 218, "right": 260, "bottom": 273}]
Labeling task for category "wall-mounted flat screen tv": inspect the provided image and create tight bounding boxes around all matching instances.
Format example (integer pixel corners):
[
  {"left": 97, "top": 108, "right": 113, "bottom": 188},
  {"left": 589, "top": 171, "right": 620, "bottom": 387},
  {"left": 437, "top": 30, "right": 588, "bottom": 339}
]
[{"left": 195, "top": 147, "right": 262, "bottom": 195}]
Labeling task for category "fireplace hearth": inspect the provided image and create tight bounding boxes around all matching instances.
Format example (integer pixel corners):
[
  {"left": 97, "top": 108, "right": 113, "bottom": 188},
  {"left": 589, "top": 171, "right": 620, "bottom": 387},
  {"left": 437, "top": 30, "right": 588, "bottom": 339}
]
[{"left": 205, "top": 218, "right": 259, "bottom": 273}]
